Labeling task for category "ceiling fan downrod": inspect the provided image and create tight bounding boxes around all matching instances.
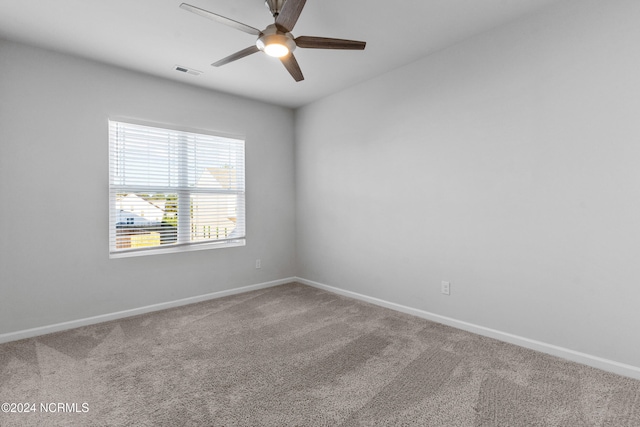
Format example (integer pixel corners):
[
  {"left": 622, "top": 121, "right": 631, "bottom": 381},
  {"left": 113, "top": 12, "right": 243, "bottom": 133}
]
[{"left": 265, "top": 0, "right": 286, "bottom": 18}]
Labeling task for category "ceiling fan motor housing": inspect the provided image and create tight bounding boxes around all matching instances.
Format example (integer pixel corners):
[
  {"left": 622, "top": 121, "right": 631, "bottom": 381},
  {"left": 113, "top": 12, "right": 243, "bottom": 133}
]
[{"left": 256, "top": 24, "right": 296, "bottom": 54}]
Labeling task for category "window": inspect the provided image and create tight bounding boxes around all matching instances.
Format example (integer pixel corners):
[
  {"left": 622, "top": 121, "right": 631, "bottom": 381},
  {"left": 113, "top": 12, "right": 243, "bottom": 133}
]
[{"left": 109, "top": 120, "right": 245, "bottom": 257}]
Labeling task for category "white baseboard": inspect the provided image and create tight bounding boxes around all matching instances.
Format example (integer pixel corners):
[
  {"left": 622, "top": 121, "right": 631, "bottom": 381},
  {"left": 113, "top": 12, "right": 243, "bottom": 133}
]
[
  {"left": 0, "top": 277, "right": 295, "bottom": 344},
  {"left": 296, "top": 277, "right": 640, "bottom": 381}
]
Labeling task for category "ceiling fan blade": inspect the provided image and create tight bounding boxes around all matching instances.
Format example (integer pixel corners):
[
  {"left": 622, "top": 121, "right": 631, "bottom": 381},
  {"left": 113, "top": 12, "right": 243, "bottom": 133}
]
[
  {"left": 295, "top": 36, "right": 366, "bottom": 50},
  {"left": 280, "top": 53, "right": 304, "bottom": 82},
  {"left": 275, "top": 0, "right": 306, "bottom": 33},
  {"left": 180, "top": 3, "right": 261, "bottom": 36},
  {"left": 212, "top": 45, "right": 260, "bottom": 67}
]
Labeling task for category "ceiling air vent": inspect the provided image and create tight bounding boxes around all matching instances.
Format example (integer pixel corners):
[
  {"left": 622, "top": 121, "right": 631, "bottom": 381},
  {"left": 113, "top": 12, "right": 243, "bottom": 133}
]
[{"left": 173, "top": 65, "right": 203, "bottom": 76}]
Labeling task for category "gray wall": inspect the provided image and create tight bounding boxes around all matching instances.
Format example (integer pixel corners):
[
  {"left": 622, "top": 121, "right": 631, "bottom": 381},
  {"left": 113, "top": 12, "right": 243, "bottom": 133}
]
[
  {"left": 295, "top": 0, "right": 640, "bottom": 367},
  {"left": 0, "top": 40, "right": 296, "bottom": 334}
]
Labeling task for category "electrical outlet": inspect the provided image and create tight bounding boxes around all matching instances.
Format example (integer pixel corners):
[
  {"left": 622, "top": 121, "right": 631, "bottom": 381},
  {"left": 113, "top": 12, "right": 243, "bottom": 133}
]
[
  {"left": 255, "top": 259, "right": 261, "bottom": 269},
  {"left": 441, "top": 281, "right": 450, "bottom": 295}
]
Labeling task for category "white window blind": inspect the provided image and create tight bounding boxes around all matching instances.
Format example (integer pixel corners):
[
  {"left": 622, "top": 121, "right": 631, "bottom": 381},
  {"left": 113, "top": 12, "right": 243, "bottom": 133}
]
[{"left": 109, "top": 120, "right": 245, "bottom": 257}]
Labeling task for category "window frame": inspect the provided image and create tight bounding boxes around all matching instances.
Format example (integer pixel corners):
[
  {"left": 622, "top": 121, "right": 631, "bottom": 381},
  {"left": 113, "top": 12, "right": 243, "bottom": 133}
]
[{"left": 108, "top": 119, "right": 246, "bottom": 258}]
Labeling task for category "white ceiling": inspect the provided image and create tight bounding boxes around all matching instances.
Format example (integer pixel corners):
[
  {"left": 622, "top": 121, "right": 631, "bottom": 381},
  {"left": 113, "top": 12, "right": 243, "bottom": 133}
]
[{"left": 0, "top": 0, "right": 565, "bottom": 108}]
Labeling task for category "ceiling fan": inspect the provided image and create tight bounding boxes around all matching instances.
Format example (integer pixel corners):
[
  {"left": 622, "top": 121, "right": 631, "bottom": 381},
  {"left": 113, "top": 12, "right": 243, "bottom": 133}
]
[{"left": 179, "top": 0, "right": 366, "bottom": 82}]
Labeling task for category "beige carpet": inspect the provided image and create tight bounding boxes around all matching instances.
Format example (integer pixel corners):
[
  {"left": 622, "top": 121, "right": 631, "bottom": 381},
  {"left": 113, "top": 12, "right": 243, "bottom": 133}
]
[{"left": 1, "top": 282, "right": 639, "bottom": 426}]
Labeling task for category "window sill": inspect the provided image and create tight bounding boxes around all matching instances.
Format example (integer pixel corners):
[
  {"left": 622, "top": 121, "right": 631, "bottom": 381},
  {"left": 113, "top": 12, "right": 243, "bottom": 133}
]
[{"left": 109, "top": 239, "right": 246, "bottom": 259}]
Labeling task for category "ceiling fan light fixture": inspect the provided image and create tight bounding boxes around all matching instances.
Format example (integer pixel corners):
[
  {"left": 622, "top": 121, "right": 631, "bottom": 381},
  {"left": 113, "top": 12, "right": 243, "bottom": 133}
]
[
  {"left": 256, "top": 25, "right": 296, "bottom": 58},
  {"left": 263, "top": 43, "right": 289, "bottom": 57}
]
